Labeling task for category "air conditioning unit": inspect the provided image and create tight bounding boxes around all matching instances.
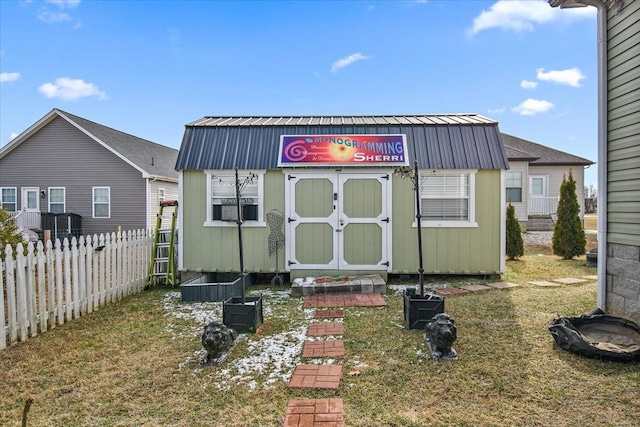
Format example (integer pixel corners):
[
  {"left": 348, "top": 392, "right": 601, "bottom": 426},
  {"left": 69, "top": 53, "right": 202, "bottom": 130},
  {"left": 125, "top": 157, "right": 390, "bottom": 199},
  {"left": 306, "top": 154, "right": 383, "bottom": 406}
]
[{"left": 221, "top": 205, "right": 240, "bottom": 221}]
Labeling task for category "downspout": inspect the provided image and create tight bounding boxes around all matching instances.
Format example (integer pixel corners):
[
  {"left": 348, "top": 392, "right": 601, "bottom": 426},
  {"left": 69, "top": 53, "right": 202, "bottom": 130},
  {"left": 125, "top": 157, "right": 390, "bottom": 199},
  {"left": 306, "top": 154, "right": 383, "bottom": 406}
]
[
  {"left": 590, "top": 0, "right": 608, "bottom": 311},
  {"left": 550, "top": 0, "right": 608, "bottom": 310}
]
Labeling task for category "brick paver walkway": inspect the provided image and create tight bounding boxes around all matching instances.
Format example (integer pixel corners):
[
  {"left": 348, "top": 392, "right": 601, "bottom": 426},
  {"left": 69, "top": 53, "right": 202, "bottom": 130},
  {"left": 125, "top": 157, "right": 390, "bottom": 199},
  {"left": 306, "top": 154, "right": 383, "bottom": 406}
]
[
  {"left": 302, "top": 340, "right": 345, "bottom": 358},
  {"left": 554, "top": 277, "right": 589, "bottom": 284},
  {"left": 529, "top": 280, "right": 561, "bottom": 287},
  {"left": 461, "top": 284, "right": 493, "bottom": 292},
  {"left": 303, "top": 293, "right": 386, "bottom": 308},
  {"left": 308, "top": 322, "right": 344, "bottom": 336},
  {"left": 435, "top": 287, "right": 468, "bottom": 296},
  {"left": 486, "top": 282, "right": 519, "bottom": 289},
  {"left": 289, "top": 365, "right": 343, "bottom": 390},
  {"left": 314, "top": 309, "right": 345, "bottom": 319},
  {"left": 283, "top": 398, "right": 344, "bottom": 427}
]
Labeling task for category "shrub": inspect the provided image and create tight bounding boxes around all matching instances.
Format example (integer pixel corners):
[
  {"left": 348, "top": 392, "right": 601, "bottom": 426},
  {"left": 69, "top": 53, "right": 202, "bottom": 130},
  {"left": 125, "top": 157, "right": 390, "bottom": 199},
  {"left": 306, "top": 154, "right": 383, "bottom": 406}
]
[
  {"left": 506, "top": 202, "right": 524, "bottom": 260},
  {"left": 0, "top": 207, "right": 24, "bottom": 259},
  {"left": 552, "top": 169, "right": 586, "bottom": 259}
]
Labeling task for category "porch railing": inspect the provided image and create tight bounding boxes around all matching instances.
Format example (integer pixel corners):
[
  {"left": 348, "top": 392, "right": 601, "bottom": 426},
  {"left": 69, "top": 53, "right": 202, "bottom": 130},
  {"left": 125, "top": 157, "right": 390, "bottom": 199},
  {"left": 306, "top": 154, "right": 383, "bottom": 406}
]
[
  {"left": 12, "top": 210, "right": 42, "bottom": 230},
  {"left": 528, "top": 196, "right": 559, "bottom": 216}
]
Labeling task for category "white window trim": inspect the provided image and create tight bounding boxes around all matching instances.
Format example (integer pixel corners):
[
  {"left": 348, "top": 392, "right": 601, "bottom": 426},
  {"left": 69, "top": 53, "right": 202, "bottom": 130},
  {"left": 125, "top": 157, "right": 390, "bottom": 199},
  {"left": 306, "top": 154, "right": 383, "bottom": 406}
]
[
  {"left": 92, "top": 186, "right": 111, "bottom": 219},
  {"left": 0, "top": 187, "right": 17, "bottom": 212},
  {"left": 158, "top": 187, "right": 165, "bottom": 203},
  {"left": 505, "top": 171, "right": 523, "bottom": 204},
  {"left": 413, "top": 169, "right": 478, "bottom": 228},
  {"left": 48, "top": 187, "right": 66, "bottom": 214},
  {"left": 203, "top": 170, "right": 266, "bottom": 227}
]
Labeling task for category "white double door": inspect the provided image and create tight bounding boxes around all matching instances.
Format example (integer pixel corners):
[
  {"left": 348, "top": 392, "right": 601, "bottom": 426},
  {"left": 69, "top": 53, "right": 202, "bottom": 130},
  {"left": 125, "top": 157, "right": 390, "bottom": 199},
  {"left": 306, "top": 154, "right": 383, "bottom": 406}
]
[{"left": 285, "top": 172, "right": 391, "bottom": 271}]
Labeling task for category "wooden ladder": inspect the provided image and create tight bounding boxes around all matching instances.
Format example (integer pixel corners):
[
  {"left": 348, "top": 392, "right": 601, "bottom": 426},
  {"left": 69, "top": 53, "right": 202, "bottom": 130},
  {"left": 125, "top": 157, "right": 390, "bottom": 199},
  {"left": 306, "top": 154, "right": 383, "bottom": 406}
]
[{"left": 146, "top": 200, "right": 178, "bottom": 287}]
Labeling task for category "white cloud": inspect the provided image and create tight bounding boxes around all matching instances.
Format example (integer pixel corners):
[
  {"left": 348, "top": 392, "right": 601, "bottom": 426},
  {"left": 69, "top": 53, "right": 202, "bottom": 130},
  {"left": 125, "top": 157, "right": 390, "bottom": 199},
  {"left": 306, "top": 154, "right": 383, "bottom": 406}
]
[
  {"left": 512, "top": 98, "right": 554, "bottom": 116},
  {"left": 536, "top": 67, "right": 586, "bottom": 87},
  {"left": 468, "top": 0, "right": 595, "bottom": 35},
  {"left": 0, "top": 72, "right": 21, "bottom": 83},
  {"left": 521, "top": 79, "right": 538, "bottom": 89},
  {"left": 10, "top": 132, "right": 19, "bottom": 140},
  {"left": 46, "top": 0, "right": 81, "bottom": 8},
  {"left": 488, "top": 107, "right": 506, "bottom": 114},
  {"left": 38, "top": 10, "right": 72, "bottom": 23},
  {"left": 36, "top": 0, "right": 81, "bottom": 27},
  {"left": 330, "top": 53, "right": 370, "bottom": 73},
  {"left": 38, "top": 77, "right": 107, "bottom": 101}
]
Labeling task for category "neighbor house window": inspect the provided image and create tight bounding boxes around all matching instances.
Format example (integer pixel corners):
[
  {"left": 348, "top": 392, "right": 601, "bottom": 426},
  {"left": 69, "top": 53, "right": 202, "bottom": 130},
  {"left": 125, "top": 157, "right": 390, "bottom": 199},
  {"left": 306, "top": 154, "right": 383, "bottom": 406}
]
[
  {"left": 506, "top": 171, "right": 523, "bottom": 203},
  {"left": 419, "top": 171, "right": 476, "bottom": 226},
  {"left": 158, "top": 188, "right": 165, "bottom": 203},
  {"left": 93, "top": 187, "right": 110, "bottom": 218},
  {"left": 48, "top": 187, "right": 65, "bottom": 214},
  {"left": 1, "top": 187, "right": 17, "bottom": 211},
  {"left": 204, "top": 171, "right": 265, "bottom": 226}
]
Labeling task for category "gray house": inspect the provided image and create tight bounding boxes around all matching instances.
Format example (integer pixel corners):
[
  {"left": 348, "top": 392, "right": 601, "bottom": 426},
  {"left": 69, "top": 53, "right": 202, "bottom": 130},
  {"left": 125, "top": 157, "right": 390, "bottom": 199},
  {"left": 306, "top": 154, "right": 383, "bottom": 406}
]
[
  {"left": 0, "top": 108, "right": 179, "bottom": 238},
  {"left": 551, "top": 0, "right": 639, "bottom": 322},
  {"left": 501, "top": 133, "right": 594, "bottom": 230}
]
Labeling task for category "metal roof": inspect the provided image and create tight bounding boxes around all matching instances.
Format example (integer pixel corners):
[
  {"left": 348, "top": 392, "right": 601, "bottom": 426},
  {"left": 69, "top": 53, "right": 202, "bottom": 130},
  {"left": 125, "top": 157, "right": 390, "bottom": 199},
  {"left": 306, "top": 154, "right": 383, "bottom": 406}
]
[
  {"left": 501, "top": 133, "right": 594, "bottom": 166},
  {"left": 176, "top": 114, "right": 510, "bottom": 171}
]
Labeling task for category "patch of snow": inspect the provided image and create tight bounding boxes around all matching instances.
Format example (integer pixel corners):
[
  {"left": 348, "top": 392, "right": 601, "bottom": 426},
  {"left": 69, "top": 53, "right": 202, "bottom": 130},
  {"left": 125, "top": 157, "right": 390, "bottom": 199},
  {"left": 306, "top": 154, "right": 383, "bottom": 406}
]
[{"left": 162, "top": 289, "right": 324, "bottom": 391}]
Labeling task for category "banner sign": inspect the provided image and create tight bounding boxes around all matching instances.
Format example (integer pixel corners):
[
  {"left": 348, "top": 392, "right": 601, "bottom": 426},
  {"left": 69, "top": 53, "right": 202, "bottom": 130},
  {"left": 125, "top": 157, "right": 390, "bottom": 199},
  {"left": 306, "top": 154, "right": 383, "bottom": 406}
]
[{"left": 278, "top": 134, "right": 409, "bottom": 167}]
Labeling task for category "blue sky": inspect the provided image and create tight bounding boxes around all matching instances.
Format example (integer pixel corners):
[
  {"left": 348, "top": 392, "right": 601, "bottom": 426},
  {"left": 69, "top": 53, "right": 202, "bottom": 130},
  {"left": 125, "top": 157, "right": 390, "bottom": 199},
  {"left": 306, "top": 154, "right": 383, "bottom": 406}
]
[{"left": 1, "top": 0, "right": 598, "bottom": 186}]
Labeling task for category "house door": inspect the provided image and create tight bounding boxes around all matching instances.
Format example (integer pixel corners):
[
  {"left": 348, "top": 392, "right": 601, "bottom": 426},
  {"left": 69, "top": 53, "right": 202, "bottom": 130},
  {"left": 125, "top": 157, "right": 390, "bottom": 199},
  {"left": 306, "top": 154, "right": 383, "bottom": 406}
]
[
  {"left": 286, "top": 172, "right": 390, "bottom": 271},
  {"left": 529, "top": 175, "right": 549, "bottom": 214},
  {"left": 21, "top": 187, "right": 40, "bottom": 212}
]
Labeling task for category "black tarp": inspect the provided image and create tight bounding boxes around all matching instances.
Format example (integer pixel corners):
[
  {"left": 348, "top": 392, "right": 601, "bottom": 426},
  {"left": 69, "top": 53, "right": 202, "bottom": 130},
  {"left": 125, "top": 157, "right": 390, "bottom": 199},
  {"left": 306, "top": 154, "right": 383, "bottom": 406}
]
[{"left": 549, "top": 314, "right": 640, "bottom": 362}]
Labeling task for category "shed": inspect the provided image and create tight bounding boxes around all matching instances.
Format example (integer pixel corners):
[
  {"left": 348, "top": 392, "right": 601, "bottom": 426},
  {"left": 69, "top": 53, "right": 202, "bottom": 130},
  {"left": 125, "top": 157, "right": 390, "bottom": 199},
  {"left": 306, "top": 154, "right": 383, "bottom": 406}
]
[{"left": 175, "top": 114, "right": 510, "bottom": 280}]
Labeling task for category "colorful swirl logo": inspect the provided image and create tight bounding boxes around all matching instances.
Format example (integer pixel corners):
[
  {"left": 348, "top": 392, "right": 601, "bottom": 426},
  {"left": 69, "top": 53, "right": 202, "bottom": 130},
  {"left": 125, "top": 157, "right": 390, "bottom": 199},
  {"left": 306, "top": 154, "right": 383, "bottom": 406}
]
[{"left": 283, "top": 140, "right": 308, "bottom": 162}]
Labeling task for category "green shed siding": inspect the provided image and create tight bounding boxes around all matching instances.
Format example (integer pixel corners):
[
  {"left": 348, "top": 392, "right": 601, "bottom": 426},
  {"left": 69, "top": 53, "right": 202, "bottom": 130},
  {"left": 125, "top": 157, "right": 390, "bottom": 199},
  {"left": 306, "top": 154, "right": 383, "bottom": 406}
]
[
  {"left": 181, "top": 170, "right": 285, "bottom": 272},
  {"left": 391, "top": 169, "right": 503, "bottom": 275},
  {"left": 607, "top": 0, "right": 640, "bottom": 247}
]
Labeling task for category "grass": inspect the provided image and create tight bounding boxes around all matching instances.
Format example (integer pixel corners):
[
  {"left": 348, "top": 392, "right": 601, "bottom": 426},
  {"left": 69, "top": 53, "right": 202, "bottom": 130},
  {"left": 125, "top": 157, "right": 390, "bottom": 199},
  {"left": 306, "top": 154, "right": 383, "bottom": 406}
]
[
  {"left": 584, "top": 214, "right": 597, "bottom": 231},
  {"left": 1, "top": 239, "right": 638, "bottom": 426}
]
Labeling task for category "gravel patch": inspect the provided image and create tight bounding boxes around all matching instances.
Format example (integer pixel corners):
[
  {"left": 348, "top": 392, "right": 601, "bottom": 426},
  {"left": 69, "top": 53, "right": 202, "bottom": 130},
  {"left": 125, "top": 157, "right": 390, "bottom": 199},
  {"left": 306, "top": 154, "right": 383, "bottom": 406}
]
[{"left": 522, "top": 231, "right": 553, "bottom": 246}]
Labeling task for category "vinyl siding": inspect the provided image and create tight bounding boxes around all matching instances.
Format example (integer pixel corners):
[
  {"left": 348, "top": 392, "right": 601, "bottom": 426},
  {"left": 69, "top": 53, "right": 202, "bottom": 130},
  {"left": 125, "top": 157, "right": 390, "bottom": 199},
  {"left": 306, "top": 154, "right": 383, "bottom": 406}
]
[
  {"left": 505, "top": 161, "right": 528, "bottom": 222},
  {"left": 149, "top": 180, "right": 179, "bottom": 229},
  {"left": 528, "top": 165, "right": 587, "bottom": 219},
  {"left": 607, "top": 0, "right": 640, "bottom": 246},
  {"left": 0, "top": 117, "right": 147, "bottom": 234}
]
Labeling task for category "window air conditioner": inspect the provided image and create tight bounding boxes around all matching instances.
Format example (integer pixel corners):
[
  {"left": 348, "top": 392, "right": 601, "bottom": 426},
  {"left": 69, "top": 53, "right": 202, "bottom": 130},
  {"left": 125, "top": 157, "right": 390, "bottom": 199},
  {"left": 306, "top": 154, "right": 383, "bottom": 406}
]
[{"left": 221, "top": 205, "right": 240, "bottom": 221}]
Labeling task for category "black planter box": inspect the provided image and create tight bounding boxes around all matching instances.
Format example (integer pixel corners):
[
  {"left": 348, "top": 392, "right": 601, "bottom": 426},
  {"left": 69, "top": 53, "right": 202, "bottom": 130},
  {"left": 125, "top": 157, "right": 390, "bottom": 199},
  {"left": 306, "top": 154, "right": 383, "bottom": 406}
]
[
  {"left": 404, "top": 292, "right": 445, "bottom": 330},
  {"left": 181, "top": 273, "right": 255, "bottom": 302},
  {"left": 586, "top": 249, "right": 597, "bottom": 268},
  {"left": 223, "top": 296, "right": 263, "bottom": 333}
]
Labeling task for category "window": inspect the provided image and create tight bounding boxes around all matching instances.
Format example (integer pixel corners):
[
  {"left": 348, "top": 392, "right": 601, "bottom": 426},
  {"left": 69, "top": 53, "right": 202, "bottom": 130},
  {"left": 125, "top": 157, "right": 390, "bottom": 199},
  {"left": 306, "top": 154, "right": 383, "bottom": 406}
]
[
  {"left": 49, "top": 187, "right": 66, "bottom": 214},
  {"left": 158, "top": 188, "right": 165, "bottom": 203},
  {"left": 419, "top": 171, "right": 476, "bottom": 227},
  {"left": 1, "top": 187, "right": 17, "bottom": 211},
  {"left": 506, "top": 171, "right": 523, "bottom": 203},
  {"left": 93, "top": 187, "right": 110, "bottom": 218},
  {"left": 205, "top": 171, "right": 265, "bottom": 226}
]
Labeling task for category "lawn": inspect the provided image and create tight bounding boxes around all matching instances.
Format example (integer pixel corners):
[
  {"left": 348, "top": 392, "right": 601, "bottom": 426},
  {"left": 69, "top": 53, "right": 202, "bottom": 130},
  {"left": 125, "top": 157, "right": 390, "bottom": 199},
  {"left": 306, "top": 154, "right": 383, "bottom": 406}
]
[{"left": 1, "top": 244, "right": 638, "bottom": 426}]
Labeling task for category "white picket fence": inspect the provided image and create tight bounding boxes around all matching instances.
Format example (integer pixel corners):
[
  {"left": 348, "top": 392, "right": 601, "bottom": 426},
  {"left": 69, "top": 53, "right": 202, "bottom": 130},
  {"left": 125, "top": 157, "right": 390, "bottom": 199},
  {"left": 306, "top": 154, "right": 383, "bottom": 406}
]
[{"left": 1, "top": 229, "right": 153, "bottom": 350}]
